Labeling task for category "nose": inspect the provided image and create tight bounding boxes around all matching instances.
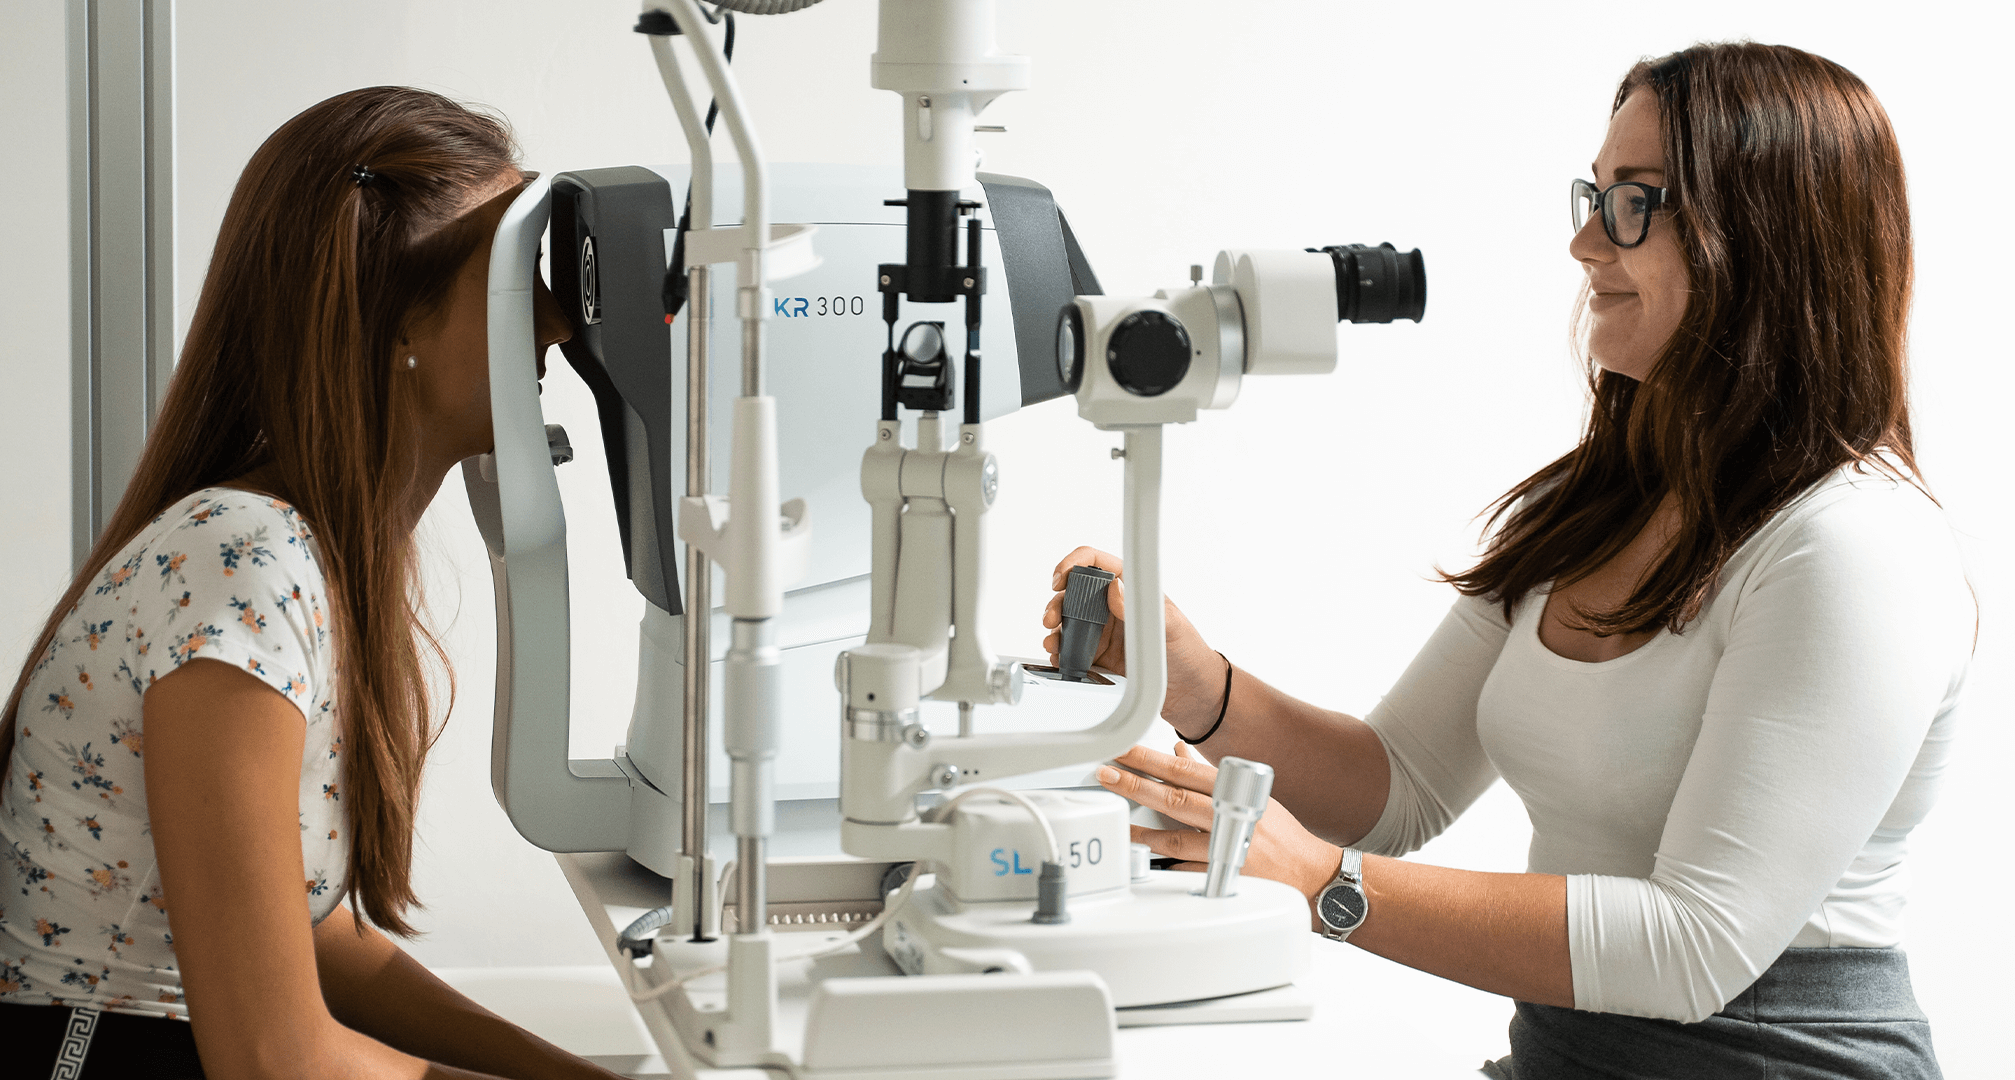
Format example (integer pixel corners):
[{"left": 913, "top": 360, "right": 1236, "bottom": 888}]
[{"left": 1569, "top": 209, "right": 1614, "bottom": 266}]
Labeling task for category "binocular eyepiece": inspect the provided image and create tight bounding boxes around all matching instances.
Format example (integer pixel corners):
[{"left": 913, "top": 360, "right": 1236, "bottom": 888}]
[{"left": 1311, "top": 243, "right": 1427, "bottom": 325}]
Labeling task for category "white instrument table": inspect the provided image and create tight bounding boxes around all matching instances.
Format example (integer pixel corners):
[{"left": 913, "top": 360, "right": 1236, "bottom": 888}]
[{"left": 548, "top": 851, "right": 1514, "bottom": 1080}]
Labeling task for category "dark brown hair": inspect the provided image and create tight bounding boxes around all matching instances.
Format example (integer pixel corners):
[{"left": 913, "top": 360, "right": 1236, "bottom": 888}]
[
  {"left": 2, "top": 86, "right": 520, "bottom": 934},
  {"left": 1446, "top": 43, "right": 1915, "bottom": 634}
]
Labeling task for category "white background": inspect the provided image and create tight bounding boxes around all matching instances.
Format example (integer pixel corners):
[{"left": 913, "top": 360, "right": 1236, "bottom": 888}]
[{"left": 3, "top": 0, "right": 2011, "bottom": 1075}]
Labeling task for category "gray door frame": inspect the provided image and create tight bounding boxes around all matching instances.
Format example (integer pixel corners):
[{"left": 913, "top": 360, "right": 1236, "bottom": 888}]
[{"left": 68, "top": 0, "right": 175, "bottom": 569}]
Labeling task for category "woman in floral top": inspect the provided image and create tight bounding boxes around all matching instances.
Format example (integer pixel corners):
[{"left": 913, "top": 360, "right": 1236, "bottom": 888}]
[
  {"left": 5, "top": 491, "right": 344, "bottom": 1018},
  {"left": 0, "top": 88, "right": 616, "bottom": 1080}
]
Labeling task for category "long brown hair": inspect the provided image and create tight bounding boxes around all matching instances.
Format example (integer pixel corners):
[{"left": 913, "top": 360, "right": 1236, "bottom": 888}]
[
  {"left": 1447, "top": 43, "right": 1915, "bottom": 635},
  {"left": 2, "top": 86, "right": 519, "bottom": 934}
]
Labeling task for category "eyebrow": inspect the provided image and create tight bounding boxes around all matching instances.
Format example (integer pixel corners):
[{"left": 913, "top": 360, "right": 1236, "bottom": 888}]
[{"left": 1592, "top": 163, "right": 1666, "bottom": 182}]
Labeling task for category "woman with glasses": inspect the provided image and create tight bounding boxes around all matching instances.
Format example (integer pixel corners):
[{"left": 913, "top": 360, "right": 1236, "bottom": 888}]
[{"left": 1047, "top": 42, "right": 1969, "bottom": 1078}]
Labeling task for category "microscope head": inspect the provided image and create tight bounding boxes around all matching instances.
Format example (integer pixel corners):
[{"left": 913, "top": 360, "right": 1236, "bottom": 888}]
[{"left": 1058, "top": 244, "right": 1425, "bottom": 429}]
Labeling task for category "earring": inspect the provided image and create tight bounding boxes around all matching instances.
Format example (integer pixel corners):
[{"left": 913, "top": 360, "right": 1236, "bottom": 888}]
[{"left": 405, "top": 355, "right": 418, "bottom": 369}]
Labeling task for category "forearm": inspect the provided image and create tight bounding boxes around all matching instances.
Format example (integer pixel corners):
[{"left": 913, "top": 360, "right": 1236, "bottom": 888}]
[
  {"left": 316, "top": 910, "right": 617, "bottom": 1080},
  {"left": 1349, "top": 856, "right": 1573, "bottom": 1008},
  {"left": 1107, "top": 742, "right": 1573, "bottom": 1009},
  {"left": 351, "top": 959, "right": 601, "bottom": 1080},
  {"left": 1165, "top": 657, "right": 1390, "bottom": 846}
]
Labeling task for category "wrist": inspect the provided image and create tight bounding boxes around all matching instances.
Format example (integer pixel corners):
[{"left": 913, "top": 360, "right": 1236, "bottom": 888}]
[
  {"left": 1301, "top": 843, "right": 1345, "bottom": 904},
  {"left": 1165, "top": 645, "right": 1229, "bottom": 738}
]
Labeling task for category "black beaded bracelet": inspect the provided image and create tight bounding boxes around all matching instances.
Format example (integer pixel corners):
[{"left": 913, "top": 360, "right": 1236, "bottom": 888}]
[{"left": 1178, "top": 652, "right": 1233, "bottom": 746}]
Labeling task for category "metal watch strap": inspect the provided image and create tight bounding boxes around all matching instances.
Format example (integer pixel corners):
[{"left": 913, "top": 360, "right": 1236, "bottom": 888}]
[{"left": 1317, "top": 846, "right": 1367, "bottom": 942}]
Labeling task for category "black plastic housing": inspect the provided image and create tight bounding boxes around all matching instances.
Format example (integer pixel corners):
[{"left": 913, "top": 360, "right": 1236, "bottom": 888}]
[{"left": 548, "top": 168, "right": 683, "bottom": 615}]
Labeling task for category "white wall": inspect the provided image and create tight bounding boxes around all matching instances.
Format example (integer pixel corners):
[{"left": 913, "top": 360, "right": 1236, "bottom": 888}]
[{"left": 4, "top": 0, "right": 2011, "bottom": 1073}]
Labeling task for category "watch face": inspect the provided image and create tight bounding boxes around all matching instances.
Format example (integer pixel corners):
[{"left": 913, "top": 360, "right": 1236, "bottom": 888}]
[{"left": 1319, "top": 884, "right": 1367, "bottom": 932}]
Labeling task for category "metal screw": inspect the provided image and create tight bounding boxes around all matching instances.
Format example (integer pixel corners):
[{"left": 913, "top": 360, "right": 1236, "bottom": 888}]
[
  {"left": 1111, "top": 447, "right": 1126, "bottom": 459},
  {"left": 962, "top": 431, "right": 975, "bottom": 444},
  {"left": 963, "top": 277, "right": 975, "bottom": 288},
  {"left": 903, "top": 724, "right": 931, "bottom": 749},
  {"left": 932, "top": 763, "right": 960, "bottom": 788},
  {"left": 879, "top": 428, "right": 893, "bottom": 441},
  {"left": 880, "top": 274, "right": 891, "bottom": 285},
  {"left": 1190, "top": 264, "right": 1203, "bottom": 284}
]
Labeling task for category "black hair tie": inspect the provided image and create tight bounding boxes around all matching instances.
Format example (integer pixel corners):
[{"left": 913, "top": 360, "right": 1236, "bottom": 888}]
[
  {"left": 350, "top": 164, "right": 377, "bottom": 187},
  {"left": 1178, "top": 652, "right": 1234, "bottom": 746}
]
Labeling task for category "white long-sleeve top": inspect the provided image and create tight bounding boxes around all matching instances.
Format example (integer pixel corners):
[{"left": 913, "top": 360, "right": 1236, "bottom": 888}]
[{"left": 1354, "top": 466, "right": 1973, "bottom": 1022}]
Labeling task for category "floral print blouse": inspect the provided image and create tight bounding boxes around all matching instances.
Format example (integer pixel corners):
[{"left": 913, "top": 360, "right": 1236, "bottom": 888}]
[{"left": 1, "top": 489, "right": 345, "bottom": 1018}]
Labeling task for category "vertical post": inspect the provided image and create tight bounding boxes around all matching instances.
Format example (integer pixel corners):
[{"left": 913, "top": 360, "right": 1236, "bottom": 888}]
[
  {"left": 68, "top": 0, "right": 175, "bottom": 568},
  {"left": 680, "top": 263, "right": 713, "bottom": 940}
]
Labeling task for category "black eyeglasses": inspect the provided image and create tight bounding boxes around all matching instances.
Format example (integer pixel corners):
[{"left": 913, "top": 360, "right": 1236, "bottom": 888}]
[{"left": 1571, "top": 178, "right": 1673, "bottom": 248}]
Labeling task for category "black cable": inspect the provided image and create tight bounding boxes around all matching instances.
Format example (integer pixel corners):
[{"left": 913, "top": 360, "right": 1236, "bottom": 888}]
[{"left": 664, "top": 9, "right": 736, "bottom": 319}]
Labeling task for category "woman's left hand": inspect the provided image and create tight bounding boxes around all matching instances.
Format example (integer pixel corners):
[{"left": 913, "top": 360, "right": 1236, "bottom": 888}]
[{"left": 1096, "top": 743, "right": 1343, "bottom": 905}]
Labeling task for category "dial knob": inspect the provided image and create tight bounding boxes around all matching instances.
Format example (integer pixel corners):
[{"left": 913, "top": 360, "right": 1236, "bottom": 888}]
[{"left": 1105, "top": 310, "right": 1191, "bottom": 397}]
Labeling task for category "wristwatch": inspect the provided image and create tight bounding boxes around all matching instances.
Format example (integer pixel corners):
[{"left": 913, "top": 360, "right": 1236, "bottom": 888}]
[{"left": 1315, "top": 847, "right": 1369, "bottom": 942}]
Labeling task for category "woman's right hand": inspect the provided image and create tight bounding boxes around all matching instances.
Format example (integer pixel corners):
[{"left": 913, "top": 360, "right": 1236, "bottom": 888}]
[{"left": 1040, "top": 546, "right": 1227, "bottom": 734}]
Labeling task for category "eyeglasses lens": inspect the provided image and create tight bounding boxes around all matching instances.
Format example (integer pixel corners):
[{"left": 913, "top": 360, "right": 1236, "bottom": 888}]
[
  {"left": 1571, "top": 180, "right": 1596, "bottom": 234},
  {"left": 1605, "top": 185, "right": 1650, "bottom": 246}
]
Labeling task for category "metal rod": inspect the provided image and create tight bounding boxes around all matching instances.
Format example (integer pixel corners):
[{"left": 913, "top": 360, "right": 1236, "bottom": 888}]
[
  {"left": 736, "top": 835, "right": 765, "bottom": 933},
  {"left": 740, "top": 248, "right": 765, "bottom": 398},
  {"left": 680, "top": 263, "right": 713, "bottom": 939}
]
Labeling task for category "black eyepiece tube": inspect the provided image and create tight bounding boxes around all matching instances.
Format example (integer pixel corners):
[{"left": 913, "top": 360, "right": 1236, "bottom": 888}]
[
  {"left": 905, "top": 190, "right": 962, "bottom": 303},
  {"left": 964, "top": 216, "right": 983, "bottom": 425},
  {"left": 1313, "top": 243, "right": 1427, "bottom": 324}
]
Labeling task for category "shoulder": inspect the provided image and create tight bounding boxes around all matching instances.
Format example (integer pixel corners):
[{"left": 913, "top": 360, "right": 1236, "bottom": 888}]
[
  {"left": 123, "top": 489, "right": 334, "bottom": 707},
  {"left": 152, "top": 488, "right": 321, "bottom": 563},
  {"left": 1749, "top": 463, "right": 1957, "bottom": 571},
  {"left": 1721, "top": 462, "right": 1971, "bottom": 634}
]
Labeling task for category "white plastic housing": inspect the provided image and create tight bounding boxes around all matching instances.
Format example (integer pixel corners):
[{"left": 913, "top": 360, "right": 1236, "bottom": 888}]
[
  {"left": 871, "top": 0, "right": 1030, "bottom": 192},
  {"left": 886, "top": 871, "right": 1312, "bottom": 1008},
  {"left": 1069, "top": 286, "right": 1240, "bottom": 429},
  {"left": 942, "top": 789, "right": 1129, "bottom": 903},
  {"left": 1213, "top": 249, "right": 1339, "bottom": 375}
]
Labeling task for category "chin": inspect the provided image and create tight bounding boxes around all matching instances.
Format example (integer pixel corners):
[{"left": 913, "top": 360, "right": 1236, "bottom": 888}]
[
  {"left": 1590, "top": 351, "right": 1652, "bottom": 382},
  {"left": 1587, "top": 330, "right": 1656, "bottom": 382}
]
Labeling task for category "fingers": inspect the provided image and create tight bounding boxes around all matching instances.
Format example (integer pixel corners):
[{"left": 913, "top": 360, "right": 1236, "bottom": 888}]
[
  {"left": 1096, "top": 758, "right": 1214, "bottom": 830},
  {"left": 1050, "top": 547, "right": 1123, "bottom": 590},
  {"left": 1114, "top": 743, "right": 1216, "bottom": 794},
  {"left": 1129, "top": 824, "right": 1210, "bottom": 864}
]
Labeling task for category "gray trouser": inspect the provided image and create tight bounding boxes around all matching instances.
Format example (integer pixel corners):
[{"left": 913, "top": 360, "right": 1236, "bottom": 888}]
[{"left": 1481, "top": 947, "right": 1939, "bottom": 1080}]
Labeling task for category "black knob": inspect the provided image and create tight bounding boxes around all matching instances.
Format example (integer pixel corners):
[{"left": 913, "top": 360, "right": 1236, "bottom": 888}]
[
  {"left": 1058, "top": 565, "right": 1115, "bottom": 682},
  {"left": 1106, "top": 310, "right": 1191, "bottom": 397}
]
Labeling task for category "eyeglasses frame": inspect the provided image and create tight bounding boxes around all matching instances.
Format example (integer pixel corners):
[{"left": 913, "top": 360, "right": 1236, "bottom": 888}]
[{"left": 1571, "top": 178, "right": 1674, "bottom": 249}]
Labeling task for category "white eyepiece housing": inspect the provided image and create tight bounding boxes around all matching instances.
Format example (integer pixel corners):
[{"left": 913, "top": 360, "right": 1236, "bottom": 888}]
[
  {"left": 1211, "top": 249, "right": 1341, "bottom": 376},
  {"left": 1060, "top": 248, "right": 1345, "bottom": 429}
]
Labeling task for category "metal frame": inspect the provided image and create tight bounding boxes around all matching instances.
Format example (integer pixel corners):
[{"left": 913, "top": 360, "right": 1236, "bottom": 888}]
[{"left": 69, "top": 0, "right": 175, "bottom": 568}]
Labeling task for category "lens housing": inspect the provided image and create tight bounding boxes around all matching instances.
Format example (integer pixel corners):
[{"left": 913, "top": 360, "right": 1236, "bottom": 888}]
[
  {"left": 1313, "top": 243, "right": 1426, "bottom": 324},
  {"left": 1105, "top": 310, "right": 1192, "bottom": 397},
  {"left": 1055, "top": 303, "right": 1086, "bottom": 392}
]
